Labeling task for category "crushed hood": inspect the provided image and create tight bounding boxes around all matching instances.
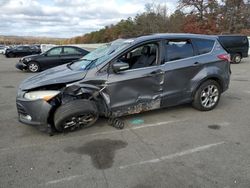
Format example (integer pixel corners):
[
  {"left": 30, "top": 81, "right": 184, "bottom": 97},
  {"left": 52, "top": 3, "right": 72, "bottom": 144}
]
[{"left": 20, "top": 64, "right": 87, "bottom": 90}]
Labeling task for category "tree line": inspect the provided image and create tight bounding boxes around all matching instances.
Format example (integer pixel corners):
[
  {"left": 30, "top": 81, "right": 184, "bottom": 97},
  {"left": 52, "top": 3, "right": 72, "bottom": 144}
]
[
  {"left": 65, "top": 0, "right": 250, "bottom": 44},
  {"left": 0, "top": 36, "right": 63, "bottom": 45}
]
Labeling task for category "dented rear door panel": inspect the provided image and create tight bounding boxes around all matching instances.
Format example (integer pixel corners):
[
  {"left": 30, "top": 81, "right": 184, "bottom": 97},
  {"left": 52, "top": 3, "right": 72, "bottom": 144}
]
[{"left": 161, "top": 59, "right": 203, "bottom": 107}]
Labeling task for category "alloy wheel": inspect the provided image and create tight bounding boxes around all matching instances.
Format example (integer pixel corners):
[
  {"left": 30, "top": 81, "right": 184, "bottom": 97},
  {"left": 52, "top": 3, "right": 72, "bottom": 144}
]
[
  {"left": 63, "top": 114, "right": 96, "bottom": 130},
  {"left": 28, "top": 63, "right": 39, "bottom": 72},
  {"left": 200, "top": 85, "right": 219, "bottom": 108},
  {"left": 234, "top": 55, "right": 241, "bottom": 63}
]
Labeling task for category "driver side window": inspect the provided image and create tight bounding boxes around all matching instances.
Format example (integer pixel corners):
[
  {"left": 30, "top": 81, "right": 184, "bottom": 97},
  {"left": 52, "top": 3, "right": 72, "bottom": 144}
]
[{"left": 116, "top": 43, "right": 158, "bottom": 70}]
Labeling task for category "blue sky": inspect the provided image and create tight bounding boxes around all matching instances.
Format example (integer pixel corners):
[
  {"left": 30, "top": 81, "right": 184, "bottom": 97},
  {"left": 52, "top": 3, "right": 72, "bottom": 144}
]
[{"left": 0, "top": 0, "right": 178, "bottom": 38}]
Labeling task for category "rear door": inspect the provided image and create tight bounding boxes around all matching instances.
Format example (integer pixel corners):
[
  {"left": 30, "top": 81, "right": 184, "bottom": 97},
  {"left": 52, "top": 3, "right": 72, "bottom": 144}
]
[
  {"left": 161, "top": 38, "right": 207, "bottom": 107},
  {"left": 60, "top": 47, "right": 83, "bottom": 64},
  {"left": 15, "top": 46, "right": 26, "bottom": 57},
  {"left": 23, "top": 46, "right": 32, "bottom": 56}
]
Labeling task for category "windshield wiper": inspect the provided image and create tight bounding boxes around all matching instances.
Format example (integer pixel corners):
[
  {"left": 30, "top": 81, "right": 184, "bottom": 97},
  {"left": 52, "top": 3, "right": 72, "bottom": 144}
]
[
  {"left": 85, "top": 58, "right": 98, "bottom": 70},
  {"left": 67, "top": 59, "right": 89, "bottom": 70},
  {"left": 66, "top": 63, "right": 72, "bottom": 70},
  {"left": 85, "top": 54, "right": 107, "bottom": 70}
]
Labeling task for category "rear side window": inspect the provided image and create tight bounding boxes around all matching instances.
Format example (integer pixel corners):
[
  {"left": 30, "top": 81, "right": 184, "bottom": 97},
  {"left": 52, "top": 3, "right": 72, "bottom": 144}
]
[
  {"left": 165, "top": 40, "right": 194, "bottom": 61},
  {"left": 63, "top": 47, "right": 82, "bottom": 55},
  {"left": 193, "top": 39, "right": 214, "bottom": 55}
]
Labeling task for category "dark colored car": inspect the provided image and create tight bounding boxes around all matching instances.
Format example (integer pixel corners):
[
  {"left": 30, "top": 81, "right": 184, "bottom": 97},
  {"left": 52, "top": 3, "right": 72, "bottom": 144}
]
[
  {"left": 16, "top": 46, "right": 89, "bottom": 72},
  {"left": 16, "top": 34, "right": 231, "bottom": 133},
  {"left": 217, "top": 35, "right": 249, "bottom": 64},
  {"left": 5, "top": 45, "right": 41, "bottom": 58}
]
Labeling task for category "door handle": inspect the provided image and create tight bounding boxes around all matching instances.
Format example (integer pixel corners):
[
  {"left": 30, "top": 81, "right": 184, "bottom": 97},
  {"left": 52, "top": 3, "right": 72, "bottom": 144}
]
[
  {"left": 193, "top": 62, "right": 201, "bottom": 66},
  {"left": 147, "top": 69, "right": 164, "bottom": 76}
]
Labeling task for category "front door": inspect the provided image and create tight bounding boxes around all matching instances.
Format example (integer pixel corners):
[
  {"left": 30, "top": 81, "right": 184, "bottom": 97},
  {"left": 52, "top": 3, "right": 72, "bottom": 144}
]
[
  {"left": 40, "top": 47, "right": 63, "bottom": 68},
  {"left": 105, "top": 42, "right": 165, "bottom": 117}
]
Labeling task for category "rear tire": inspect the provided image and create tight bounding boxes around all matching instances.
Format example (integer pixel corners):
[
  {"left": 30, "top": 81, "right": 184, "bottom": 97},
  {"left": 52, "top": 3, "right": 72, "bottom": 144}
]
[
  {"left": 54, "top": 99, "right": 99, "bottom": 132},
  {"left": 192, "top": 80, "right": 221, "bottom": 111},
  {"left": 28, "top": 62, "right": 40, "bottom": 72},
  {"left": 232, "top": 53, "right": 242, "bottom": 64}
]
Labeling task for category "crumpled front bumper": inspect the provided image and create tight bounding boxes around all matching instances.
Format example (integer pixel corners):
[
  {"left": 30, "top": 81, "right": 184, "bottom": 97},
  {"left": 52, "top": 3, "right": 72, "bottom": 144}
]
[
  {"left": 16, "top": 97, "right": 52, "bottom": 128},
  {"left": 16, "top": 62, "right": 27, "bottom": 70}
]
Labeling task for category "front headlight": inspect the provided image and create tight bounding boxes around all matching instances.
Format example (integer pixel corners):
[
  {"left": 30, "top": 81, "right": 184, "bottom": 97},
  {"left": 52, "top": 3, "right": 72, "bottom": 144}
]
[
  {"left": 24, "top": 90, "right": 60, "bottom": 101},
  {"left": 23, "top": 58, "right": 31, "bottom": 62}
]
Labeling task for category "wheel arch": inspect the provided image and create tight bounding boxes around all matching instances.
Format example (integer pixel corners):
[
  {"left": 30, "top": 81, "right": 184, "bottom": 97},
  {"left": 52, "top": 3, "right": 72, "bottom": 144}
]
[
  {"left": 57, "top": 83, "right": 110, "bottom": 116},
  {"left": 235, "top": 52, "right": 242, "bottom": 57},
  {"left": 191, "top": 76, "right": 223, "bottom": 99},
  {"left": 28, "top": 60, "right": 40, "bottom": 66}
]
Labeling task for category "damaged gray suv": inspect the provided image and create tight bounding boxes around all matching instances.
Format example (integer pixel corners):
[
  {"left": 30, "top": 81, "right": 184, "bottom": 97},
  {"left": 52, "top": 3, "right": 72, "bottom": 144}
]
[{"left": 16, "top": 34, "right": 231, "bottom": 132}]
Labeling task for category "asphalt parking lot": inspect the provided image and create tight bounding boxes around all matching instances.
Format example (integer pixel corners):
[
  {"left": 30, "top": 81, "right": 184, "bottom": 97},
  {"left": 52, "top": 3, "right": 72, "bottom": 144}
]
[{"left": 0, "top": 55, "right": 250, "bottom": 188}]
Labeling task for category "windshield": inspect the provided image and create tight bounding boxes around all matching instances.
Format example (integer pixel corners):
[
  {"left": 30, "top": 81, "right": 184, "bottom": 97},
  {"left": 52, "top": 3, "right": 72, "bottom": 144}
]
[{"left": 69, "top": 39, "right": 133, "bottom": 71}]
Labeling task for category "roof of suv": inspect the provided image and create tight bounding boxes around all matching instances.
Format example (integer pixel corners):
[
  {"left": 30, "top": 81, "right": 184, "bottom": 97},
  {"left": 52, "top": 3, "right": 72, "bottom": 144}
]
[{"left": 133, "top": 33, "right": 217, "bottom": 43}]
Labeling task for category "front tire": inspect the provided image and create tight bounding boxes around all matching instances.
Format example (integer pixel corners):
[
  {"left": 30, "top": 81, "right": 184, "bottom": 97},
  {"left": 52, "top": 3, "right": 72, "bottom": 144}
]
[
  {"left": 54, "top": 100, "right": 99, "bottom": 132},
  {"left": 28, "top": 62, "right": 40, "bottom": 72},
  {"left": 192, "top": 80, "right": 221, "bottom": 111}
]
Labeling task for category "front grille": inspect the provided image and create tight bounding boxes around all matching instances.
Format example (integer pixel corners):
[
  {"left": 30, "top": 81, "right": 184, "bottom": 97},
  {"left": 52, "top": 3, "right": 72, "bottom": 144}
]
[{"left": 16, "top": 103, "right": 27, "bottom": 115}]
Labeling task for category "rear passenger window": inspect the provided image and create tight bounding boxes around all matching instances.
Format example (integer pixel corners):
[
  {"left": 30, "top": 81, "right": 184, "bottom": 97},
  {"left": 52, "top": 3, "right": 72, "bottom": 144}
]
[
  {"left": 63, "top": 47, "right": 82, "bottom": 55},
  {"left": 165, "top": 40, "right": 194, "bottom": 62},
  {"left": 193, "top": 39, "right": 214, "bottom": 55}
]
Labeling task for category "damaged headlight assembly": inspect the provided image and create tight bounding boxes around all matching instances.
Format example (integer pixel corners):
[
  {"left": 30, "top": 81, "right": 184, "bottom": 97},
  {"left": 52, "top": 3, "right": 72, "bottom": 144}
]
[
  {"left": 21, "top": 57, "right": 31, "bottom": 63},
  {"left": 24, "top": 58, "right": 31, "bottom": 62},
  {"left": 24, "top": 90, "right": 60, "bottom": 101}
]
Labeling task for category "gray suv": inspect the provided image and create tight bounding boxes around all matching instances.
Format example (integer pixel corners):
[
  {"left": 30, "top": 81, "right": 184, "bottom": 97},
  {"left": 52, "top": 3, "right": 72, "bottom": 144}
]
[{"left": 16, "top": 34, "right": 231, "bottom": 133}]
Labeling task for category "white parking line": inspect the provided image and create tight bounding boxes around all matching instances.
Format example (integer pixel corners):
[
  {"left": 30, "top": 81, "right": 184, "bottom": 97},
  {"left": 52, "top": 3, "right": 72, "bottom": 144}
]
[
  {"left": 45, "top": 174, "right": 85, "bottom": 185},
  {"left": 216, "top": 122, "right": 230, "bottom": 127},
  {"left": 0, "top": 120, "right": 183, "bottom": 153},
  {"left": 131, "top": 120, "right": 178, "bottom": 130},
  {"left": 119, "top": 142, "right": 225, "bottom": 169}
]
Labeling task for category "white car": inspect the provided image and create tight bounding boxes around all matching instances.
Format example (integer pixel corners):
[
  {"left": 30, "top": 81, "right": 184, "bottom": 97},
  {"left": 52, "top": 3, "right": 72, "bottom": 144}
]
[
  {"left": 40, "top": 44, "right": 57, "bottom": 53},
  {"left": 0, "top": 45, "right": 5, "bottom": 54},
  {"left": 248, "top": 37, "right": 250, "bottom": 55}
]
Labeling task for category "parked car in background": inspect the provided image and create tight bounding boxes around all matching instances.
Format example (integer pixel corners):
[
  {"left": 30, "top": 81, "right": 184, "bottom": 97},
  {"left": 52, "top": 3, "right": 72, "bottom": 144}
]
[
  {"left": 0, "top": 45, "right": 5, "bottom": 54},
  {"left": 30, "top": 45, "right": 41, "bottom": 53},
  {"left": 217, "top": 35, "right": 249, "bottom": 64},
  {"left": 16, "top": 46, "right": 89, "bottom": 72},
  {"left": 16, "top": 34, "right": 231, "bottom": 133},
  {"left": 248, "top": 37, "right": 250, "bottom": 55},
  {"left": 40, "top": 44, "right": 57, "bottom": 53},
  {"left": 5, "top": 45, "right": 41, "bottom": 58}
]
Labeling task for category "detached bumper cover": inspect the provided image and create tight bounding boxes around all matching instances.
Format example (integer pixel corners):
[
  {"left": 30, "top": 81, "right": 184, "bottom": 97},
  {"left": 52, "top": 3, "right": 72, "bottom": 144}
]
[
  {"left": 16, "top": 62, "right": 27, "bottom": 70},
  {"left": 16, "top": 98, "right": 52, "bottom": 127}
]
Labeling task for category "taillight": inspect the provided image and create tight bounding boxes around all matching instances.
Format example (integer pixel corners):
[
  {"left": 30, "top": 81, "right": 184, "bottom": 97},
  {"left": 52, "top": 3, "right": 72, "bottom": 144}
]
[{"left": 217, "top": 54, "right": 231, "bottom": 62}]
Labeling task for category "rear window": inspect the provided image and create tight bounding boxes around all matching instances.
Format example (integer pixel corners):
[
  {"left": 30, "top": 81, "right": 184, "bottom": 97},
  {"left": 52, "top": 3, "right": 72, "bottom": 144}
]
[
  {"left": 165, "top": 40, "right": 194, "bottom": 61},
  {"left": 193, "top": 39, "right": 214, "bottom": 55}
]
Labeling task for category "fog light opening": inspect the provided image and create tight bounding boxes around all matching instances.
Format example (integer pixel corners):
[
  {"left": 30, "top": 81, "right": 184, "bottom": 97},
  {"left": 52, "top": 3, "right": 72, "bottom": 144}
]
[{"left": 20, "top": 114, "right": 32, "bottom": 121}]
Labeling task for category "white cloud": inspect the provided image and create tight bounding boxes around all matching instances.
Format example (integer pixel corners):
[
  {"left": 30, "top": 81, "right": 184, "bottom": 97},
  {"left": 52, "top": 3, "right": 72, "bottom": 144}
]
[{"left": 0, "top": 0, "right": 178, "bottom": 38}]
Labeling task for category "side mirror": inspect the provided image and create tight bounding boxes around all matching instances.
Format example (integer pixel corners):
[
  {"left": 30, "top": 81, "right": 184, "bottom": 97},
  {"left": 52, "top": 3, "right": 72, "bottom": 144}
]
[{"left": 112, "top": 61, "right": 129, "bottom": 73}]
